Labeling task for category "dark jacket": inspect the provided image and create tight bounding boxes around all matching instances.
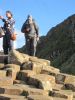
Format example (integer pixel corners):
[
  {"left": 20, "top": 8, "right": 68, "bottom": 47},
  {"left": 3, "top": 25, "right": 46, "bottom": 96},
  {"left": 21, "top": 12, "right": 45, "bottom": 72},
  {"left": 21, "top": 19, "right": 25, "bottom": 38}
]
[
  {"left": 2, "top": 18, "right": 15, "bottom": 34},
  {"left": 2, "top": 18, "right": 15, "bottom": 49}
]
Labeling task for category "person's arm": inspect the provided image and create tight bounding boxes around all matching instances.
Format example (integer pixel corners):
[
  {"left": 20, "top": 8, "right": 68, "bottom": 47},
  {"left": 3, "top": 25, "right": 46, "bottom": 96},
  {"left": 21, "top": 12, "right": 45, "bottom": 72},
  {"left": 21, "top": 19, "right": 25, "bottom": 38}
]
[
  {"left": 10, "top": 18, "right": 15, "bottom": 26},
  {"left": 33, "top": 20, "right": 39, "bottom": 37},
  {"left": 21, "top": 20, "right": 27, "bottom": 33},
  {"left": 0, "top": 16, "right": 7, "bottom": 22},
  {"left": 33, "top": 20, "right": 40, "bottom": 41}
]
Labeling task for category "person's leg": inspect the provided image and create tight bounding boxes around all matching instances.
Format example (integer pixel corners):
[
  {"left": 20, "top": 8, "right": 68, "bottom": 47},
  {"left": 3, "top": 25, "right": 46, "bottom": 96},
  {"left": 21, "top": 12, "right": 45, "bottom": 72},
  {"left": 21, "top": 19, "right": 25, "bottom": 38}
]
[
  {"left": 7, "top": 34, "right": 12, "bottom": 51},
  {"left": 10, "top": 40, "right": 13, "bottom": 50},
  {"left": 30, "top": 38, "right": 33, "bottom": 56},
  {"left": 30, "top": 37, "right": 37, "bottom": 56},
  {"left": 9, "top": 40, "right": 14, "bottom": 51},
  {"left": 3, "top": 34, "right": 9, "bottom": 64},
  {"left": 33, "top": 37, "right": 37, "bottom": 56},
  {"left": 26, "top": 38, "right": 31, "bottom": 55},
  {"left": 3, "top": 46, "right": 9, "bottom": 64}
]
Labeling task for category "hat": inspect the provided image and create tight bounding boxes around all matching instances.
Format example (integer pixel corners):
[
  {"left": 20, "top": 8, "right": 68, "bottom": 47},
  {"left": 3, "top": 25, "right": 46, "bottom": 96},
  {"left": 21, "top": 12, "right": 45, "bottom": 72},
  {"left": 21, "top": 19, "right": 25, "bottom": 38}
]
[{"left": 27, "top": 15, "right": 32, "bottom": 20}]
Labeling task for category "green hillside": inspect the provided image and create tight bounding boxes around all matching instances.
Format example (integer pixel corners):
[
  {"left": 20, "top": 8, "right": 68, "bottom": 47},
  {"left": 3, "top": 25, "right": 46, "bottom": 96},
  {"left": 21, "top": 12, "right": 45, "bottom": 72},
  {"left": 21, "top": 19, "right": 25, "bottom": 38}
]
[{"left": 19, "top": 14, "right": 75, "bottom": 75}]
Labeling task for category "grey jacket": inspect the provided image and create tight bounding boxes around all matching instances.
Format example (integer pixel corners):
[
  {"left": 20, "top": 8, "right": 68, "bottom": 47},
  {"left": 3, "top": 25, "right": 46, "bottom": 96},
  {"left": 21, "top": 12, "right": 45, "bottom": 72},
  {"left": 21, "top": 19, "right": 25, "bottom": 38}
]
[{"left": 21, "top": 19, "right": 39, "bottom": 38}]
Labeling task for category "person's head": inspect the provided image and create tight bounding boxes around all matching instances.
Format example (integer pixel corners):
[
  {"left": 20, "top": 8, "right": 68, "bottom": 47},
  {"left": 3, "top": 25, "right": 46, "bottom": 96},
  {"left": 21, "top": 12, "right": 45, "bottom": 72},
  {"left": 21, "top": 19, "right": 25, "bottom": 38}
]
[
  {"left": 6, "top": 11, "right": 13, "bottom": 18},
  {"left": 27, "top": 14, "right": 33, "bottom": 23}
]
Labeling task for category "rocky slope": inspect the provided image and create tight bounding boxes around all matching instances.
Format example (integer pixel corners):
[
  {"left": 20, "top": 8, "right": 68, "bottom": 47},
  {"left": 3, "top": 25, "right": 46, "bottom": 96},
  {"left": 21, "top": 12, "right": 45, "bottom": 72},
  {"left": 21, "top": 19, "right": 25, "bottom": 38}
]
[
  {"left": 36, "top": 14, "right": 75, "bottom": 75},
  {"left": 0, "top": 50, "right": 75, "bottom": 100},
  {"left": 19, "top": 14, "right": 75, "bottom": 75}
]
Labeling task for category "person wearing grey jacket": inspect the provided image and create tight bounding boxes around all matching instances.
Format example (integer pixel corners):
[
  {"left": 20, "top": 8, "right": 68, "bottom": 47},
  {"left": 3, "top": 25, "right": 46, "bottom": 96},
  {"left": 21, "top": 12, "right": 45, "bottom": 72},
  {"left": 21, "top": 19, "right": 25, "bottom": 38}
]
[{"left": 21, "top": 15, "right": 39, "bottom": 56}]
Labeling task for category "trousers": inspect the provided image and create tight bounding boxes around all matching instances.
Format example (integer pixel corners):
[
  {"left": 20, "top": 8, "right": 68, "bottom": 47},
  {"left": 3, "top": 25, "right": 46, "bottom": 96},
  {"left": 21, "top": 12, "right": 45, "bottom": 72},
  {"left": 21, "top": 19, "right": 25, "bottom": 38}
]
[
  {"left": 3, "top": 33, "right": 12, "bottom": 64},
  {"left": 26, "top": 37, "right": 37, "bottom": 56}
]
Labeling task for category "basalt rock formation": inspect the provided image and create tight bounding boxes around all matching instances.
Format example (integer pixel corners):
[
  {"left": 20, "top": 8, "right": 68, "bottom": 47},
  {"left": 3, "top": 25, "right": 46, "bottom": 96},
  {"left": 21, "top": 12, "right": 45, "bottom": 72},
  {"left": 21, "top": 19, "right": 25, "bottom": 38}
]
[{"left": 0, "top": 50, "right": 74, "bottom": 100}]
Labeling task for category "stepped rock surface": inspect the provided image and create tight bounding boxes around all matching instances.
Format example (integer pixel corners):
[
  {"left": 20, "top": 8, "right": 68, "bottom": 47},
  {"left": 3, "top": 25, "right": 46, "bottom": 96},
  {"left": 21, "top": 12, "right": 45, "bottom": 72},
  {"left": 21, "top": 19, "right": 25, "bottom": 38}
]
[
  {"left": 19, "top": 14, "right": 75, "bottom": 75},
  {"left": 0, "top": 50, "right": 75, "bottom": 100}
]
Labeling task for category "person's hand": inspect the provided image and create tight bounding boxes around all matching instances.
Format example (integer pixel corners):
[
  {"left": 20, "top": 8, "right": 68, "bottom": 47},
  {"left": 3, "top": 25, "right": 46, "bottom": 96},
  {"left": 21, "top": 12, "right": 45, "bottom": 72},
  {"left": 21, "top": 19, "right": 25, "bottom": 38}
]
[
  {"left": 0, "top": 16, "right": 3, "bottom": 19},
  {"left": 36, "top": 36, "right": 39, "bottom": 41}
]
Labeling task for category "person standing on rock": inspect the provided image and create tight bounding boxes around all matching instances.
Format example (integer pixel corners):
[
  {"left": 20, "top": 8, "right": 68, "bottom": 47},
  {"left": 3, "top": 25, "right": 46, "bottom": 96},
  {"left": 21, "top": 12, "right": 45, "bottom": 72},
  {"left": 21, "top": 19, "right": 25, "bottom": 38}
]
[
  {"left": 21, "top": 15, "right": 39, "bottom": 56},
  {"left": 0, "top": 11, "right": 16, "bottom": 64}
]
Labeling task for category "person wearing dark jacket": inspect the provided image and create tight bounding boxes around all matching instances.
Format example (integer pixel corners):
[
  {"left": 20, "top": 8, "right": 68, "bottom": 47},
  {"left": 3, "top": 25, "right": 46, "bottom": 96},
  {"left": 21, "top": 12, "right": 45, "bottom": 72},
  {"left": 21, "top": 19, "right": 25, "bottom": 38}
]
[
  {"left": 0, "top": 11, "right": 15, "bottom": 64},
  {"left": 21, "top": 15, "right": 39, "bottom": 56}
]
